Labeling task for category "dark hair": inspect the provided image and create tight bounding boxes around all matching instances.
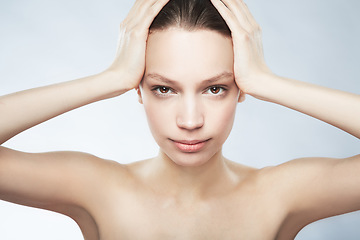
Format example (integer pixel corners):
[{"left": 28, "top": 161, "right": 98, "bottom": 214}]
[{"left": 149, "top": 0, "right": 231, "bottom": 38}]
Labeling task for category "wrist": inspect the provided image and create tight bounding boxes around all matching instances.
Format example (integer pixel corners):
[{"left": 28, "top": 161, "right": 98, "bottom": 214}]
[
  {"left": 245, "top": 73, "right": 302, "bottom": 106},
  {"left": 241, "top": 72, "right": 280, "bottom": 100},
  {"left": 82, "top": 70, "right": 131, "bottom": 101},
  {"left": 100, "top": 69, "right": 134, "bottom": 94}
]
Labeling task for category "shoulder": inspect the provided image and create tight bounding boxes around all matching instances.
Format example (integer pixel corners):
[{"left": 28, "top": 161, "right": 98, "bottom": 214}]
[
  {"left": 54, "top": 151, "right": 132, "bottom": 189},
  {"left": 253, "top": 156, "right": 341, "bottom": 199},
  {"left": 255, "top": 156, "right": 345, "bottom": 181},
  {"left": 228, "top": 157, "right": 344, "bottom": 214},
  {"left": 256, "top": 155, "right": 360, "bottom": 224},
  {"left": 0, "top": 147, "right": 130, "bottom": 208},
  {"left": 261, "top": 155, "right": 360, "bottom": 190}
]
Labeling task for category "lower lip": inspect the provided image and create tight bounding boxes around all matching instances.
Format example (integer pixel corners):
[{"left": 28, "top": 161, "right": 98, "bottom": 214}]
[{"left": 172, "top": 140, "right": 209, "bottom": 153}]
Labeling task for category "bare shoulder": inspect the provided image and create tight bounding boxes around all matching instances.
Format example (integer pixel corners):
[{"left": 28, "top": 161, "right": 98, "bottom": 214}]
[
  {"left": 257, "top": 155, "right": 360, "bottom": 235},
  {"left": 0, "top": 146, "right": 129, "bottom": 182},
  {"left": 227, "top": 155, "right": 360, "bottom": 213},
  {"left": 223, "top": 156, "right": 360, "bottom": 238},
  {"left": 263, "top": 155, "right": 360, "bottom": 193},
  {"left": 251, "top": 156, "right": 349, "bottom": 201},
  {"left": 0, "top": 147, "right": 129, "bottom": 212}
]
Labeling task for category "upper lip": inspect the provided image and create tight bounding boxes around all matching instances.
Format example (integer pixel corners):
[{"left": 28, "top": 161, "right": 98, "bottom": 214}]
[{"left": 171, "top": 139, "right": 210, "bottom": 145}]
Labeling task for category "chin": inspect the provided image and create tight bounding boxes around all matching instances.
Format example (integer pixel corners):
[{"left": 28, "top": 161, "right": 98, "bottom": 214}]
[{"left": 164, "top": 150, "right": 219, "bottom": 168}]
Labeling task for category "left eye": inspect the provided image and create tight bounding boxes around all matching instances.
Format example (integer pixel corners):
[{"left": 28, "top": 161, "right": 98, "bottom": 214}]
[
  {"left": 207, "top": 86, "right": 224, "bottom": 95},
  {"left": 158, "top": 86, "right": 170, "bottom": 94}
]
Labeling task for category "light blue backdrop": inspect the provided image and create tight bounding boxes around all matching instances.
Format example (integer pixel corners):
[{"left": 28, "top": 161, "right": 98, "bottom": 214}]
[{"left": 0, "top": 0, "right": 359, "bottom": 239}]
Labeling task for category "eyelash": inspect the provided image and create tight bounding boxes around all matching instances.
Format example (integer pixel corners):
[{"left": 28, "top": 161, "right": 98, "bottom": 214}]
[
  {"left": 150, "top": 86, "right": 175, "bottom": 97},
  {"left": 205, "top": 86, "right": 226, "bottom": 95},
  {"left": 151, "top": 85, "right": 227, "bottom": 97}
]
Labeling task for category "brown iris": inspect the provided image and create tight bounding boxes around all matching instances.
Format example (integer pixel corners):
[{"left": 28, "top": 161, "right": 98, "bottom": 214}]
[
  {"left": 159, "top": 87, "right": 169, "bottom": 94},
  {"left": 210, "top": 87, "right": 220, "bottom": 94}
]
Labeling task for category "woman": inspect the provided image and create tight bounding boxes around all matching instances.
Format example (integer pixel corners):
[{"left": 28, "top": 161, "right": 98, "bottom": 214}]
[{"left": 0, "top": 0, "right": 359, "bottom": 239}]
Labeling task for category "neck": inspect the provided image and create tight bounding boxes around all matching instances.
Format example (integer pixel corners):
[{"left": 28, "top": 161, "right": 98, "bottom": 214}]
[{"left": 148, "top": 149, "right": 236, "bottom": 199}]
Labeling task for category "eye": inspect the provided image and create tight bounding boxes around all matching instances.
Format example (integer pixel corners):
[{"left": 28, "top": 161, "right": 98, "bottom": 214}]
[
  {"left": 206, "top": 86, "right": 226, "bottom": 95},
  {"left": 158, "top": 86, "right": 170, "bottom": 94},
  {"left": 151, "top": 86, "right": 175, "bottom": 96}
]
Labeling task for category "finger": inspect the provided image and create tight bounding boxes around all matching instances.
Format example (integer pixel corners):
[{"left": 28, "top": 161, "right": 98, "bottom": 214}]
[
  {"left": 241, "top": 2, "right": 261, "bottom": 30},
  {"left": 135, "top": 0, "right": 167, "bottom": 17},
  {"left": 131, "top": 0, "right": 170, "bottom": 31},
  {"left": 131, "top": 0, "right": 159, "bottom": 14},
  {"left": 125, "top": 0, "right": 168, "bottom": 25},
  {"left": 217, "top": 0, "right": 252, "bottom": 32},
  {"left": 210, "top": 0, "right": 247, "bottom": 36},
  {"left": 143, "top": 0, "right": 171, "bottom": 28},
  {"left": 125, "top": 0, "right": 148, "bottom": 19}
]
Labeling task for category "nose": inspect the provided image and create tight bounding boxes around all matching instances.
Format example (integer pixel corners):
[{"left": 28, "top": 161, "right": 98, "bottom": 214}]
[{"left": 176, "top": 96, "right": 204, "bottom": 130}]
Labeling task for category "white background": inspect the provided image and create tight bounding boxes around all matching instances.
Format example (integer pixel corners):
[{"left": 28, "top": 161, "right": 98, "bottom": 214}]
[{"left": 0, "top": 0, "right": 359, "bottom": 239}]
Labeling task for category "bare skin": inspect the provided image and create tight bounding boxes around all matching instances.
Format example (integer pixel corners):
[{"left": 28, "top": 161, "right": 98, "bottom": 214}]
[{"left": 0, "top": 0, "right": 360, "bottom": 239}]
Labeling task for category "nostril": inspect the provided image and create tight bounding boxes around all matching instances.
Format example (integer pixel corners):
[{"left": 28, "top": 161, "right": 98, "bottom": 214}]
[
  {"left": 176, "top": 98, "right": 204, "bottom": 130},
  {"left": 176, "top": 117, "right": 204, "bottom": 130}
]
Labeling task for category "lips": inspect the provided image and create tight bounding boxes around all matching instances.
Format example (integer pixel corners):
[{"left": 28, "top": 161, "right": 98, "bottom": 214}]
[{"left": 170, "top": 139, "right": 210, "bottom": 153}]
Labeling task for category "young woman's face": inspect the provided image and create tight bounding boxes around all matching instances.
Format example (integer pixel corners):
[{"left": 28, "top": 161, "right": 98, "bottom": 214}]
[{"left": 140, "top": 28, "right": 239, "bottom": 167}]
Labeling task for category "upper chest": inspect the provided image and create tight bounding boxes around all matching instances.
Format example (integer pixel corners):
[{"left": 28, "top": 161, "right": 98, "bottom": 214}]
[{"left": 90, "top": 181, "right": 288, "bottom": 240}]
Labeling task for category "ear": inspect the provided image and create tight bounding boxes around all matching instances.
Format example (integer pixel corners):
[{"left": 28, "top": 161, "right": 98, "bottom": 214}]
[
  {"left": 135, "top": 86, "right": 143, "bottom": 104},
  {"left": 237, "top": 90, "right": 246, "bottom": 103}
]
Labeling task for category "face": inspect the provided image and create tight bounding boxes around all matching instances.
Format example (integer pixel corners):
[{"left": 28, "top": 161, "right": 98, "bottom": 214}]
[{"left": 139, "top": 28, "right": 239, "bottom": 167}]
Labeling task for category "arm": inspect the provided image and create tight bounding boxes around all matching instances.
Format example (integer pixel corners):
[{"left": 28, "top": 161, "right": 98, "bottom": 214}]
[
  {"left": 0, "top": 71, "right": 128, "bottom": 145},
  {"left": 247, "top": 74, "right": 360, "bottom": 139},
  {"left": 0, "top": 0, "right": 170, "bottom": 145},
  {"left": 211, "top": 0, "right": 360, "bottom": 227},
  {"left": 0, "top": 0, "right": 170, "bottom": 215},
  {"left": 210, "top": 0, "right": 360, "bottom": 139}
]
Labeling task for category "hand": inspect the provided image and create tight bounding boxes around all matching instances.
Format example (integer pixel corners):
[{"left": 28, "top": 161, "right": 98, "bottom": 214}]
[
  {"left": 210, "top": 0, "right": 273, "bottom": 94},
  {"left": 107, "top": 0, "right": 170, "bottom": 91}
]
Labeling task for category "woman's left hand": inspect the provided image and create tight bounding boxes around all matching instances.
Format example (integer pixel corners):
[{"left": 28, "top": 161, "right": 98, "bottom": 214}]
[{"left": 210, "top": 0, "right": 273, "bottom": 95}]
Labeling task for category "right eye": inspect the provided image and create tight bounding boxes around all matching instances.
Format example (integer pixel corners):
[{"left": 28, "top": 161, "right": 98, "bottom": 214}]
[{"left": 152, "top": 86, "right": 175, "bottom": 96}]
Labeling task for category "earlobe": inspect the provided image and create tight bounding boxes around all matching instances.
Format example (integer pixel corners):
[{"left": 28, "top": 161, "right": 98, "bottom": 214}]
[
  {"left": 135, "top": 86, "right": 143, "bottom": 104},
  {"left": 237, "top": 90, "right": 246, "bottom": 103}
]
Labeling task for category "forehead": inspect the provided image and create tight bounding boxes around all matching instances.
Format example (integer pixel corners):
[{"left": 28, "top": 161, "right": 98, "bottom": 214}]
[{"left": 145, "top": 28, "right": 234, "bottom": 82}]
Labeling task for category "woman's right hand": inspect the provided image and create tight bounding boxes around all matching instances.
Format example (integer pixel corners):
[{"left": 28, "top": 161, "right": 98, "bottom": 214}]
[
  {"left": 107, "top": 0, "right": 170, "bottom": 91},
  {"left": 0, "top": 0, "right": 170, "bottom": 144}
]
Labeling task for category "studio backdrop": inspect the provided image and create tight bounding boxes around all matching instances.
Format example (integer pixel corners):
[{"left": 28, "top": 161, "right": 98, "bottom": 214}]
[{"left": 0, "top": 0, "right": 359, "bottom": 239}]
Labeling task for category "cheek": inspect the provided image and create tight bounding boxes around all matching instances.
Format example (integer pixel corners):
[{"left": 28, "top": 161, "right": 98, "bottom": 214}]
[
  {"left": 207, "top": 99, "right": 238, "bottom": 139},
  {"left": 142, "top": 97, "right": 173, "bottom": 140}
]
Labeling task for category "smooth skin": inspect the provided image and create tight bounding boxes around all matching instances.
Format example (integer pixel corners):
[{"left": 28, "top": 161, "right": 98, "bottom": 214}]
[{"left": 0, "top": 0, "right": 360, "bottom": 239}]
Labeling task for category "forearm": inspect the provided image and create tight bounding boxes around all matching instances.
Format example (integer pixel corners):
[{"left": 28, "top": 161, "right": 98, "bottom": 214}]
[
  {"left": 246, "top": 74, "right": 360, "bottom": 139},
  {"left": 0, "top": 70, "right": 129, "bottom": 144}
]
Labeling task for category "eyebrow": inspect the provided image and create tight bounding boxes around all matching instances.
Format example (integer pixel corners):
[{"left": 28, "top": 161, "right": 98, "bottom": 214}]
[{"left": 145, "top": 72, "right": 234, "bottom": 85}]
